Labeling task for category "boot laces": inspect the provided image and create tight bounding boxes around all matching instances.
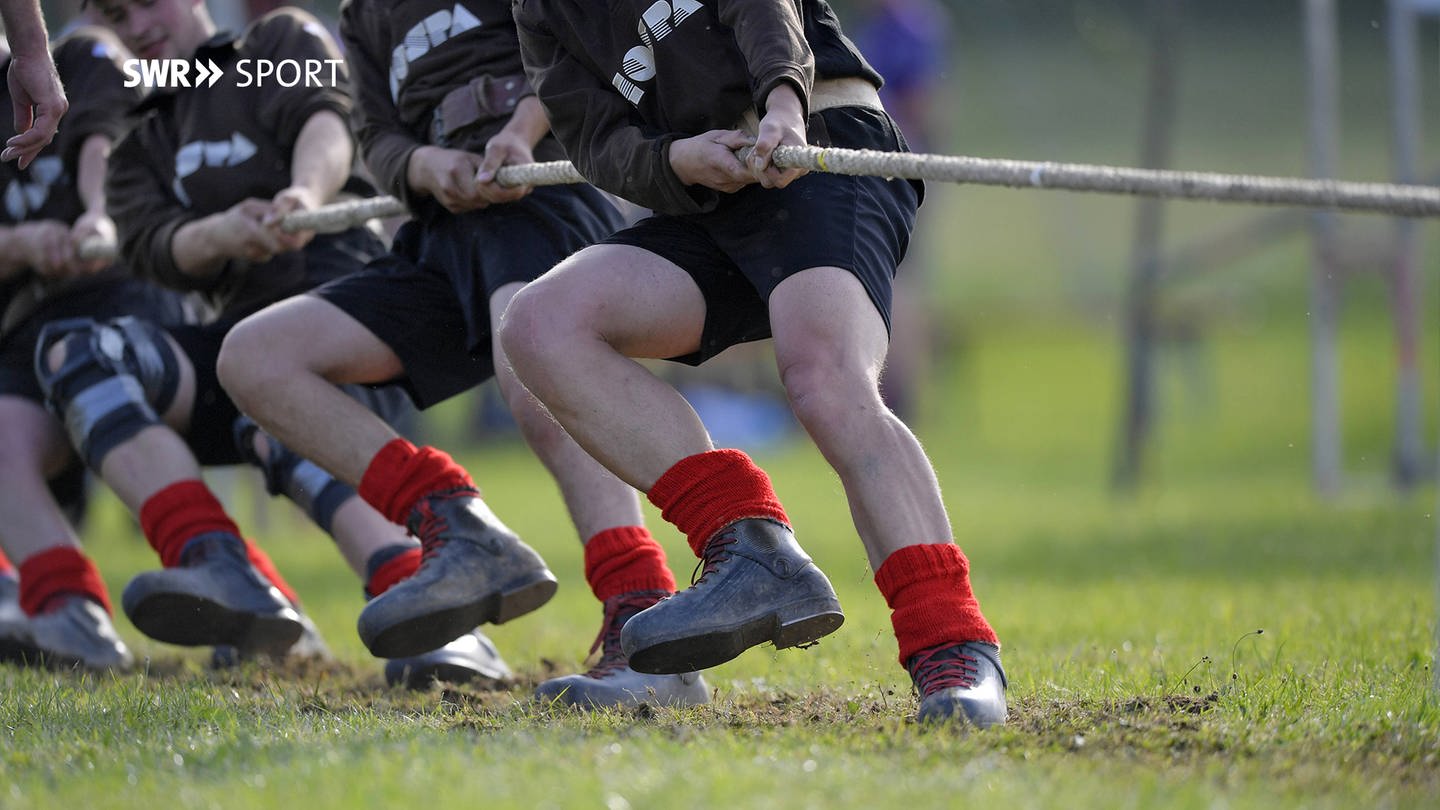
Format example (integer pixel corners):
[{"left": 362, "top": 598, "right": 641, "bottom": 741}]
[
  {"left": 584, "top": 591, "right": 667, "bottom": 679},
  {"left": 690, "top": 532, "right": 739, "bottom": 587},
  {"left": 411, "top": 489, "right": 475, "bottom": 563},
  {"left": 907, "top": 643, "right": 981, "bottom": 696}
]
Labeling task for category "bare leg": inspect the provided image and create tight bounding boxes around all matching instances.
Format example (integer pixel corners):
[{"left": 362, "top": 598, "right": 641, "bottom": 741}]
[
  {"left": 0, "top": 397, "right": 82, "bottom": 560},
  {"left": 42, "top": 332, "right": 303, "bottom": 653},
  {"left": 43, "top": 332, "right": 204, "bottom": 513},
  {"left": 218, "top": 295, "right": 407, "bottom": 486},
  {"left": 768, "top": 267, "right": 951, "bottom": 571},
  {"left": 499, "top": 244, "right": 717, "bottom": 490},
  {"left": 489, "top": 281, "right": 642, "bottom": 540}
]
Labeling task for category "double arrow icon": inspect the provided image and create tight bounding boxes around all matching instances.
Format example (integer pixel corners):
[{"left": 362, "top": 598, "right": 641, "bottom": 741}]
[{"left": 192, "top": 59, "right": 224, "bottom": 88}]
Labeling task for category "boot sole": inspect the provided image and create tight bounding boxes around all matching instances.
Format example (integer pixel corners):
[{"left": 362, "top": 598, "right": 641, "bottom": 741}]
[
  {"left": 126, "top": 592, "right": 304, "bottom": 655},
  {"left": 387, "top": 660, "right": 507, "bottom": 690},
  {"left": 627, "top": 602, "right": 845, "bottom": 675},
  {"left": 362, "top": 572, "right": 558, "bottom": 658}
]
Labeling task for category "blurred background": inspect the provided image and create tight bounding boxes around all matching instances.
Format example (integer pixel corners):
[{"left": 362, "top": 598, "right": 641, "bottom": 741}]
[
  {"left": 31, "top": 0, "right": 1439, "bottom": 679},
  {"left": 38, "top": 0, "right": 1439, "bottom": 492}
]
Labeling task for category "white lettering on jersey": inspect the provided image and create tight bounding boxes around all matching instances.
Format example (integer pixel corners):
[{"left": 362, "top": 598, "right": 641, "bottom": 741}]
[
  {"left": 389, "top": 4, "right": 483, "bottom": 101},
  {"left": 4, "top": 156, "right": 64, "bottom": 220},
  {"left": 611, "top": 0, "right": 703, "bottom": 106},
  {"left": 171, "top": 132, "right": 258, "bottom": 207}
]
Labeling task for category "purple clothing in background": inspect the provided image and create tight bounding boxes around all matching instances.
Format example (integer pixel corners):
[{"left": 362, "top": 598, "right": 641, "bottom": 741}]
[{"left": 852, "top": 0, "right": 953, "bottom": 150}]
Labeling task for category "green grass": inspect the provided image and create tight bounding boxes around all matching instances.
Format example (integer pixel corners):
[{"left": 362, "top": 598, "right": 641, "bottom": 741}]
[
  {"left": 8, "top": 6, "right": 1440, "bottom": 806},
  {"left": 2, "top": 304, "right": 1436, "bottom": 808}
]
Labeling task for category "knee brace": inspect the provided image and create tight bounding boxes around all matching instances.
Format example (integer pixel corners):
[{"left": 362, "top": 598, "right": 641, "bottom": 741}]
[
  {"left": 34, "top": 317, "right": 181, "bottom": 469},
  {"left": 232, "top": 415, "right": 353, "bottom": 535}
]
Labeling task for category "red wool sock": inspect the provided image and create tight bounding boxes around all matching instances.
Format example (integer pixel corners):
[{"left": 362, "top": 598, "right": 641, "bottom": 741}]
[
  {"left": 584, "top": 526, "right": 676, "bottom": 601},
  {"left": 366, "top": 546, "right": 421, "bottom": 597},
  {"left": 357, "top": 438, "right": 476, "bottom": 526},
  {"left": 138, "top": 480, "right": 243, "bottom": 568},
  {"left": 242, "top": 539, "right": 301, "bottom": 606},
  {"left": 647, "top": 449, "right": 789, "bottom": 557},
  {"left": 875, "top": 542, "right": 999, "bottom": 665},
  {"left": 18, "top": 546, "right": 112, "bottom": 616}
]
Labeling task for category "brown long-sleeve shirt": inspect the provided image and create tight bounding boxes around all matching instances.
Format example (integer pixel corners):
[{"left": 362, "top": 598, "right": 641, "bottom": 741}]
[
  {"left": 107, "top": 8, "right": 372, "bottom": 318},
  {"left": 514, "top": 0, "right": 881, "bottom": 215},
  {"left": 0, "top": 27, "right": 140, "bottom": 318},
  {"left": 1, "top": 28, "right": 138, "bottom": 228},
  {"left": 340, "top": 0, "right": 565, "bottom": 210}
]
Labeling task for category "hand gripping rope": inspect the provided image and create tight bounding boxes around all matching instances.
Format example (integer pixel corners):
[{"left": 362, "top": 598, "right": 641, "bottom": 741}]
[{"left": 76, "top": 146, "right": 1440, "bottom": 262}]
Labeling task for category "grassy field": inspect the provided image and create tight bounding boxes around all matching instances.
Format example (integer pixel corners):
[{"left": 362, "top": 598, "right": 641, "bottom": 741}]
[
  {"left": 2, "top": 304, "right": 1435, "bottom": 808},
  {"left": 7, "top": 4, "right": 1440, "bottom": 807}
]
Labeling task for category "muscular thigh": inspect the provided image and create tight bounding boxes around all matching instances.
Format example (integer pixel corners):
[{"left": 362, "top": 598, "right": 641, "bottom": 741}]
[
  {"left": 768, "top": 267, "right": 890, "bottom": 382},
  {"left": 529, "top": 243, "right": 708, "bottom": 360},
  {"left": 235, "top": 294, "right": 404, "bottom": 386}
]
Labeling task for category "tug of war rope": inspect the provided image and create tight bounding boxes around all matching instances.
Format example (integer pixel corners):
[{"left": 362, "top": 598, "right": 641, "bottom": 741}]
[{"left": 77, "top": 145, "right": 1440, "bottom": 262}]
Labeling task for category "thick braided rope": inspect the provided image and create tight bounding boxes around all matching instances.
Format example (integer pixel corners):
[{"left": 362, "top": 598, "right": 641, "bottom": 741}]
[
  {"left": 73, "top": 148, "right": 1440, "bottom": 262},
  {"left": 275, "top": 161, "right": 586, "bottom": 232},
  {"left": 74, "top": 162, "right": 585, "bottom": 262},
  {"left": 765, "top": 145, "right": 1440, "bottom": 217}
]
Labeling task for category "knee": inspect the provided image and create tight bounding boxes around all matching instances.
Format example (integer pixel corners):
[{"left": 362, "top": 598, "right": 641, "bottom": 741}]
[
  {"left": 217, "top": 316, "right": 288, "bottom": 407},
  {"left": 497, "top": 281, "right": 574, "bottom": 379},
  {"left": 32, "top": 317, "right": 177, "bottom": 468},
  {"left": 217, "top": 316, "right": 260, "bottom": 390},
  {"left": 780, "top": 354, "right": 883, "bottom": 436}
]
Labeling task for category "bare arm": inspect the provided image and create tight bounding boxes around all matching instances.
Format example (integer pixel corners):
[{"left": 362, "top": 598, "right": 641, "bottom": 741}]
[
  {"left": 265, "top": 109, "right": 352, "bottom": 249},
  {"left": 0, "top": 220, "right": 65, "bottom": 280},
  {"left": 170, "top": 110, "right": 352, "bottom": 274},
  {"left": 0, "top": 0, "right": 66, "bottom": 168},
  {"left": 68, "top": 134, "right": 118, "bottom": 274}
]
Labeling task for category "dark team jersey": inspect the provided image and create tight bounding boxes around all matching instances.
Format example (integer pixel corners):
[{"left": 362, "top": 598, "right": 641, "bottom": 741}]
[
  {"left": 340, "top": 0, "right": 566, "bottom": 210},
  {"left": 0, "top": 27, "right": 141, "bottom": 324},
  {"left": 107, "top": 8, "right": 374, "bottom": 318},
  {"left": 514, "top": 0, "right": 881, "bottom": 215}
]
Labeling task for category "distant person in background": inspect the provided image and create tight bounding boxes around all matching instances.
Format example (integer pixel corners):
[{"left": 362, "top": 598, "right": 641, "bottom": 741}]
[
  {"left": 0, "top": 0, "right": 67, "bottom": 168},
  {"left": 853, "top": 0, "right": 954, "bottom": 420},
  {"left": 853, "top": 0, "right": 952, "bottom": 154}
]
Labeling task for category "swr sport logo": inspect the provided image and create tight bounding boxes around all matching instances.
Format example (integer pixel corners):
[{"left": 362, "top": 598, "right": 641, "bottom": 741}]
[{"left": 122, "top": 58, "right": 345, "bottom": 89}]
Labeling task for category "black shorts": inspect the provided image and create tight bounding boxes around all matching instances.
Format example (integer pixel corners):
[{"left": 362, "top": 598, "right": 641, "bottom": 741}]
[
  {"left": 0, "top": 275, "right": 187, "bottom": 401},
  {"left": 601, "top": 106, "right": 922, "bottom": 365},
  {"left": 312, "top": 183, "right": 624, "bottom": 408},
  {"left": 165, "top": 317, "right": 243, "bottom": 466}
]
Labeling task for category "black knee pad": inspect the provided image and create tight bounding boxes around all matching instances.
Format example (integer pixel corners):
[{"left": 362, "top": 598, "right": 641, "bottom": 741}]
[
  {"left": 34, "top": 317, "right": 181, "bottom": 469},
  {"left": 232, "top": 415, "right": 353, "bottom": 535}
]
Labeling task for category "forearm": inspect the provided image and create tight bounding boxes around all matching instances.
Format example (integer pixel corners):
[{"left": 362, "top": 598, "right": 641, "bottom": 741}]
[
  {"left": 0, "top": 0, "right": 49, "bottom": 60},
  {"left": 500, "top": 96, "right": 551, "bottom": 151},
  {"left": 289, "top": 110, "right": 352, "bottom": 201},
  {"left": 75, "top": 134, "right": 112, "bottom": 215},
  {"left": 170, "top": 216, "right": 231, "bottom": 278}
]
